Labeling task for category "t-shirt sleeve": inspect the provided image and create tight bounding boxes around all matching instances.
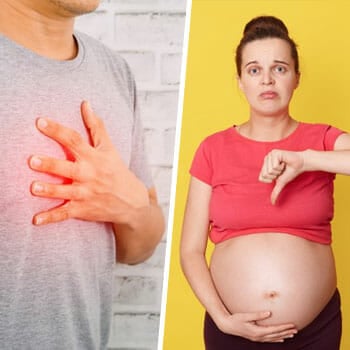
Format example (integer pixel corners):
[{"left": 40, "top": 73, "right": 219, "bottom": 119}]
[
  {"left": 124, "top": 61, "right": 153, "bottom": 189},
  {"left": 324, "top": 125, "right": 346, "bottom": 150},
  {"left": 129, "top": 92, "right": 154, "bottom": 189},
  {"left": 189, "top": 138, "right": 213, "bottom": 185}
]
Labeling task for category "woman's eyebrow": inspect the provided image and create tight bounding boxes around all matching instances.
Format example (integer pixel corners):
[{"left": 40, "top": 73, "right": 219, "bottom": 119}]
[
  {"left": 244, "top": 59, "right": 290, "bottom": 68},
  {"left": 274, "top": 60, "right": 290, "bottom": 65},
  {"left": 244, "top": 60, "right": 258, "bottom": 68}
]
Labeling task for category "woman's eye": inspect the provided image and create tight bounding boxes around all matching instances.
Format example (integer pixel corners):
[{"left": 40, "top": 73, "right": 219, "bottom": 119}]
[
  {"left": 248, "top": 67, "right": 260, "bottom": 75},
  {"left": 274, "top": 65, "right": 286, "bottom": 73}
]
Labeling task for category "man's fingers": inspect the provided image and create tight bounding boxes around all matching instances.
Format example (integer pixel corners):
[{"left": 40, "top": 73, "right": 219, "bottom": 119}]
[
  {"left": 31, "top": 101, "right": 136, "bottom": 226},
  {"left": 81, "top": 101, "right": 112, "bottom": 149},
  {"left": 36, "top": 117, "right": 91, "bottom": 158},
  {"left": 33, "top": 202, "right": 71, "bottom": 225},
  {"left": 29, "top": 155, "right": 80, "bottom": 180},
  {"left": 30, "top": 181, "right": 87, "bottom": 201}
]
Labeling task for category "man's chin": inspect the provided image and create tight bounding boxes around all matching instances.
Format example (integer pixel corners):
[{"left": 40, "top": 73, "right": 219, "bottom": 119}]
[{"left": 49, "top": 0, "right": 100, "bottom": 17}]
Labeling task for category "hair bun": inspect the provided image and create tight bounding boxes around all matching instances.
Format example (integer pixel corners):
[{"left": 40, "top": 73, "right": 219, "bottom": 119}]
[
  {"left": 235, "top": 15, "right": 299, "bottom": 76},
  {"left": 243, "top": 16, "right": 289, "bottom": 36}
]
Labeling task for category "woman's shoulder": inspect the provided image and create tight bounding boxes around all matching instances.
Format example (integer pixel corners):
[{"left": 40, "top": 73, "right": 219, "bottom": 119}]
[
  {"left": 298, "top": 121, "right": 346, "bottom": 137},
  {"left": 298, "top": 121, "right": 346, "bottom": 131},
  {"left": 296, "top": 121, "right": 346, "bottom": 150},
  {"left": 299, "top": 121, "right": 332, "bottom": 129},
  {"left": 199, "top": 126, "right": 235, "bottom": 146}
]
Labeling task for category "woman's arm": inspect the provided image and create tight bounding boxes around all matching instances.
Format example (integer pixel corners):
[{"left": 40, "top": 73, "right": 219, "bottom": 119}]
[
  {"left": 304, "top": 133, "right": 350, "bottom": 173},
  {"left": 259, "top": 133, "right": 350, "bottom": 204},
  {"left": 180, "top": 177, "right": 230, "bottom": 323},
  {"left": 181, "top": 177, "right": 297, "bottom": 342}
]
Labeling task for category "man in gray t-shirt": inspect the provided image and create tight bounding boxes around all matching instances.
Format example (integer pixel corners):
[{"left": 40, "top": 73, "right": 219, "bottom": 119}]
[{"left": 0, "top": 1, "right": 165, "bottom": 349}]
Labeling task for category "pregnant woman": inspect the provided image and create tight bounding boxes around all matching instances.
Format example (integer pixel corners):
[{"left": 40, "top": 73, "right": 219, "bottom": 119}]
[{"left": 180, "top": 16, "right": 347, "bottom": 349}]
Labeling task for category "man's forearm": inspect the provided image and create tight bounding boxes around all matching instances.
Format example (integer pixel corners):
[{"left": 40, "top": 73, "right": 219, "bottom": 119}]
[{"left": 113, "top": 198, "right": 165, "bottom": 265}]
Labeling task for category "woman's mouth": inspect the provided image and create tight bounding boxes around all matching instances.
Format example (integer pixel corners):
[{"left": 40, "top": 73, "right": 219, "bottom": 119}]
[{"left": 260, "top": 91, "right": 278, "bottom": 99}]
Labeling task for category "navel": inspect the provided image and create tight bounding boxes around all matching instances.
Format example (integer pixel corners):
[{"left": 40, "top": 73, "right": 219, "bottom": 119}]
[{"left": 264, "top": 290, "right": 279, "bottom": 299}]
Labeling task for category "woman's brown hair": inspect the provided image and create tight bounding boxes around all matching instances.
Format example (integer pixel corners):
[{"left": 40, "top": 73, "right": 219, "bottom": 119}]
[{"left": 235, "top": 16, "right": 299, "bottom": 76}]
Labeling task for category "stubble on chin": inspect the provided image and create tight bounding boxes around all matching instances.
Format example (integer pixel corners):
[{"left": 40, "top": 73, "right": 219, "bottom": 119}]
[{"left": 49, "top": 0, "right": 100, "bottom": 16}]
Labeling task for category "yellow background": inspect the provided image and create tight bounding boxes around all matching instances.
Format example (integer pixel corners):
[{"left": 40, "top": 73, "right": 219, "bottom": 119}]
[{"left": 163, "top": 0, "right": 350, "bottom": 349}]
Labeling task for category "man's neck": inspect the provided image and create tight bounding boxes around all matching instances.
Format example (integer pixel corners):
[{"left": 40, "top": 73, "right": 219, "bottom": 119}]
[{"left": 0, "top": 0, "right": 77, "bottom": 60}]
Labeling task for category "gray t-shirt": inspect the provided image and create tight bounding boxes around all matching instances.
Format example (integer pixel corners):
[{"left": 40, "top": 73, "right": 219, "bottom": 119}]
[{"left": 0, "top": 31, "right": 152, "bottom": 349}]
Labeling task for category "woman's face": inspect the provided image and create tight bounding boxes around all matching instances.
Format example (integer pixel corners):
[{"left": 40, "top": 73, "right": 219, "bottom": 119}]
[{"left": 238, "top": 38, "right": 300, "bottom": 118}]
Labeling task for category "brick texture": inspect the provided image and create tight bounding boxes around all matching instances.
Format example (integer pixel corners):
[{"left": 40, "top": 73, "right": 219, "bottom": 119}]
[{"left": 75, "top": 1, "right": 187, "bottom": 349}]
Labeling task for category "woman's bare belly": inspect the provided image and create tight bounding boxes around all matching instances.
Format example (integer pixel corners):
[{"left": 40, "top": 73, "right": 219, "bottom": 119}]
[{"left": 210, "top": 233, "right": 337, "bottom": 330}]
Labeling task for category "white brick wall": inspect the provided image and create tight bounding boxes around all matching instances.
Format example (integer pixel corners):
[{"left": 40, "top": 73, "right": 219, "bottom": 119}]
[{"left": 75, "top": 1, "right": 187, "bottom": 349}]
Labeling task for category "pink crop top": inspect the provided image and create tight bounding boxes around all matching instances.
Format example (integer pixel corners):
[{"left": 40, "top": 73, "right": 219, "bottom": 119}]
[{"left": 190, "top": 122, "right": 345, "bottom": 244}]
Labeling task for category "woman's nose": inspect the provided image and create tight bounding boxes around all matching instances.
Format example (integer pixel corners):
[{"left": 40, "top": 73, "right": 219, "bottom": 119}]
[{"left": 261, "top": 71, "right": 275, "bottom": 85}]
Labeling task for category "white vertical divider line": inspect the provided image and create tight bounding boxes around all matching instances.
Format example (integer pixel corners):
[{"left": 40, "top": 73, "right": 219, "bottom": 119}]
[{"left": 156, "top": 0, "right": 193, "bottom": 349}]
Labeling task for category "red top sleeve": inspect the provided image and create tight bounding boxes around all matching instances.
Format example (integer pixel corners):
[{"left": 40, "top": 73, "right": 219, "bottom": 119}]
[
  {"left": 323, "top": 125, "right": 345, "bottom": 150},
  {"left": 189, "top": 138, "right": 213, "bottom": 185}
]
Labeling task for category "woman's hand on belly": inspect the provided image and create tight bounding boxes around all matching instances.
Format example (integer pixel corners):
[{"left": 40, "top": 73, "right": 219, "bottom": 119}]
[
  {"left": 215, "top": 310, "right": 298, "bottom": 343},
  {"left": 210, "top": 233, "right": 337, "bottom": 330}
]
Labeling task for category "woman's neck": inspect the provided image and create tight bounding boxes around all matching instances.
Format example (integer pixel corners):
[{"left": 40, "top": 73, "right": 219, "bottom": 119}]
[{"left": 237, "top": 113, "right": 298, "bottom": 142}]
